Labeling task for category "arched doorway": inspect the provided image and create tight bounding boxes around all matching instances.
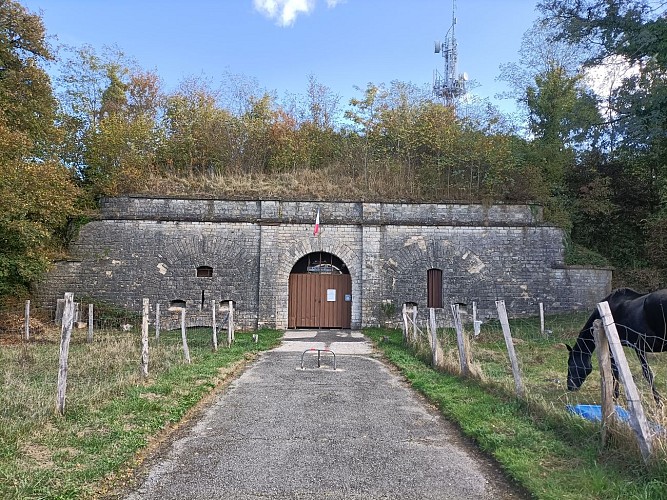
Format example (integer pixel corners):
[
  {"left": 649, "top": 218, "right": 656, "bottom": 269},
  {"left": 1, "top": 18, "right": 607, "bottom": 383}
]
[{"left": 288, "top": 252, "right": 352, "bottom": 329}]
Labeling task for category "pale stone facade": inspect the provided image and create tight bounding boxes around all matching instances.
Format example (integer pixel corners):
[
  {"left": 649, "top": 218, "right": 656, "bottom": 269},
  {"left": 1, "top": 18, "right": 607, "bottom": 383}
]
[{"left": 36, "top": 197, "right": 612, "bottom": 329}]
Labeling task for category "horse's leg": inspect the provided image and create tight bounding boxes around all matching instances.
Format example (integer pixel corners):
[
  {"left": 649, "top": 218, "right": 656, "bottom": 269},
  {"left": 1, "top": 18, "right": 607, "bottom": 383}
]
[
  {"left": 611, "top": 356, "right": 620, "bottom": 400},
  {"left": 636, "top": 350, "right": 662, "bottom": 406}
]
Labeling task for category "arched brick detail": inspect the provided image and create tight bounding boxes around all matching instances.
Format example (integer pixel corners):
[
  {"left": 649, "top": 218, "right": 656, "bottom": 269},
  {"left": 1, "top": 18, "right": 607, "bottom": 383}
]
[
  {"left": 384, "top": 237, "right": 489, "bottom": 308},
  {"left": 161, "top": 231, "right": 250, "bottom": 271},
  {"left": 273, "top": 240, "right": 361, "bottom": 329},
  {"left": 35, "top": 199, "right": 611, "bottom": 329}
]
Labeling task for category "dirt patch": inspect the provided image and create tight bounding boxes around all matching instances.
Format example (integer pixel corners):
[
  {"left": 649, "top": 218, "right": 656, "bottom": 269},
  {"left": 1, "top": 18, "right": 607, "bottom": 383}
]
[
  {"left": 138, "top": 392, "right": 162, "bottom": 401},
  {"left": 21, "top": 443, "right": 55, "bottom": 469},
  {"left": 0, "top": 313, "right": 58, "bottom": 345}
]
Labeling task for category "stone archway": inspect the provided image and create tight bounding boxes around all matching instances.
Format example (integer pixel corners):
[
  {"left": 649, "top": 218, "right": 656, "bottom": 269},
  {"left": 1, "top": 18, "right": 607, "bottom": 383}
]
[{"left": 288, "top": 252, "right": 352, "bottom": 329}]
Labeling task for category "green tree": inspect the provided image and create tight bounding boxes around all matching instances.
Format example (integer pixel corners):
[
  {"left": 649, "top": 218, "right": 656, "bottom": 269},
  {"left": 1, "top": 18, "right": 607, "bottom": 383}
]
[
  {"left": 0, "top": 1, "right": 79, "bottom": 297},
  {"left": 537, "top": 0, "right": 667, "bottom": 280},
  {"left": 58, "top": 45, "right": 163, "bottom": 197}
]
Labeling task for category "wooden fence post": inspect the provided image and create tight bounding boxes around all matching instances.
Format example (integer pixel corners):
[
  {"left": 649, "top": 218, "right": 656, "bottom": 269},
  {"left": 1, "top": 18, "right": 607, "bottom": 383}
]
[
  {"left": 428, "top": 308, "right": 439, "bottom": 367},
  {"left": 155, "top": 303, "right": 161, "bottom": 341},
  {"left": 56, "top": 293, "right": 74, "bottom": 416},
  {"left": 412, "top": 305, "right": 418, "bottom": 343},
  {"left": 539, "top": 302, "right": 545, "bottom": 337},
  {"left": 230, "top": 301, "right": 235, "bottom": 342},
  {"left": 211, "top": 299, "right": 218, "bottom": 351},
  {"left": 55, "top": 299, "right": 65, "bottom": 326},
  {"left": 87, "top": 303, "right": 94, "bottom": 343},
  {"left": 451, "top": 303, "right": 469, "bottom": 376},
  {"left": 592, "top": 318, "right": 615, "bottom": 447},
  {"left": 227, "top": 300, "right": 234, "bottom": 346},
  {"left": 141, "top": 298, "right": 149, "bottom": 378},
  {"left": 24, "top": 299, "right": 30, "bottom": 341},
  {"left": 181, "top": 308, "right": 191, "bottom": 363},
  {"left": 402, "top": 303, "right": 408, "bottom": 342},
  {"left": 472, "top": 301, "right": 482, "bottom": 337},
  {"left": 495, "top": 300, "right": 525, "bottom": 398},
  {"left": 597, "top": 301, "right": 654, "bottom": 462}
]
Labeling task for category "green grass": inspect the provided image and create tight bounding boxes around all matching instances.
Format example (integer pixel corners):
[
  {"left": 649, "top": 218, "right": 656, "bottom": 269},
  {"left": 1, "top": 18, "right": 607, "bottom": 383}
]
[
  {"left": 0, "top": 327, "right": 282, "bottom": 500},
  {"left": 6, "top": 312, "right": 667, "bottom": 499},
  {"left": 366, "top": 325, "right": 667, "bottom": 500}
]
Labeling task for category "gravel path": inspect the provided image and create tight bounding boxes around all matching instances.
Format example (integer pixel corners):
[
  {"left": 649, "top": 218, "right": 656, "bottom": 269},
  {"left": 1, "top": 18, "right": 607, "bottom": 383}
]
[{"left": 125, "top": 330, "right": 527, "bottom": 499}]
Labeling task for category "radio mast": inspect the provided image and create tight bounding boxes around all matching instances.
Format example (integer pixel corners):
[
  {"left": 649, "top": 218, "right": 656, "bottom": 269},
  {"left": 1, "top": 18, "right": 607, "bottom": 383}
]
[{"left": 433, "top": 0, "right": 468, "bottom": 107}]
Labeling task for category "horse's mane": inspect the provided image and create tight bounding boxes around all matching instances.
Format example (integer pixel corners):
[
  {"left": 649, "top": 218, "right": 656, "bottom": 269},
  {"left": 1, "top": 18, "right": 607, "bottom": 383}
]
[
  {"left": 605, "top": 287, "right": 646, "bottom": 302},
  {"left": 574, "top": 288, "right": 647, "bottom": 349}
]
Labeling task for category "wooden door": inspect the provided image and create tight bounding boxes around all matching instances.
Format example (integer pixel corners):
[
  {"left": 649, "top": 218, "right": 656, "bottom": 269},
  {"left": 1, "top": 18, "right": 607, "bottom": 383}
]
[{"left": 288, "top": 273, "right": 351, "bottom": 328}]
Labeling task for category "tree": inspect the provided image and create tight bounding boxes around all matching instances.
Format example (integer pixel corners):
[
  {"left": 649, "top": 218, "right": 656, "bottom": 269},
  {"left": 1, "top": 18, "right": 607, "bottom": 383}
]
[
  {"left": 0, "top": 0, "right": 59, "bottom": 156},
  {"left": 537, "top": 0, "right": 667, "bottom": 284},
  {"left": 498, "top": 20, "right": 587, "bottom": 114},
  {"left": 537, "top": 1, "right": 667, "bottom": 155},
  {"left": 161, "top": 77, "right": 233, "bottom": 175},
  {"left": 58, "top": 45, "right": 163, "bottom": 197},
  {"left": 0, "top": 1, "right": 79, "bottom": 297},
  {"left": 345, "top": 83, "right": 387, "bottom": 185}
]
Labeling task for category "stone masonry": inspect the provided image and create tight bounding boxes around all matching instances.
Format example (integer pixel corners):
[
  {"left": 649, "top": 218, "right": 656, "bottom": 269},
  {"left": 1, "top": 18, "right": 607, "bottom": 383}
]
[{"left": 35, "top": 197, "right": 612, "bottom": 329}]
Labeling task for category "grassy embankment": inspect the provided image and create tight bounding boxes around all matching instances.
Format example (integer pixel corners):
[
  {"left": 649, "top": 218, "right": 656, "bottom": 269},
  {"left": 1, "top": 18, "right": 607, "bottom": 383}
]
[
  {"left": 0, "top": 327, "right": 282, "bottom": 499},
  {"left": 366, "top": 315, "right": 667, "bottom": 500}
]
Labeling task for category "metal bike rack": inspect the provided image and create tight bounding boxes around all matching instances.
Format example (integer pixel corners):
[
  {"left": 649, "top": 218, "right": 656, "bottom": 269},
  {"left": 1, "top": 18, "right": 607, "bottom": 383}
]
[{"left": 301, "top": 348, "right": 336, "bottom": 370}]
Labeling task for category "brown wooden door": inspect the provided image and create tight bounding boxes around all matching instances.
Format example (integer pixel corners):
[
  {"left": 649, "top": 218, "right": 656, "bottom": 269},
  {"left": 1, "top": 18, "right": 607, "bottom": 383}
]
[{"left": 288, "top": 273, "right": 351, "bottom": 328}]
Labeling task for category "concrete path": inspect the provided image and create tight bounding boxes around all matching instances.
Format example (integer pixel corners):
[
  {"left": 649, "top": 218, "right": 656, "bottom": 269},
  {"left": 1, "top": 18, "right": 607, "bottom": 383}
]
[{"left": 125, "top": 331, "right": 526, "bottom": 499}]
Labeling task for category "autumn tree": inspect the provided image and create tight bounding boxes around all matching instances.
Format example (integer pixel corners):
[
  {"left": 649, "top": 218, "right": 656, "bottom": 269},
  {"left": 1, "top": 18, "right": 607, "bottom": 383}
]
[
  {"left": 296, "top": 75, "right": 342, "bottom": 169},
  {"left": 345, "top": 83, "right": 387, "bottom": 186},
  {"left": 58, "top": 45, "right": 163, "bottom": 198},
  {"left": 0, "top": 0, "right": 79, "bottom": 297},
  {"left": 161, "top": 77, "right": 232, "bottom": 175}
]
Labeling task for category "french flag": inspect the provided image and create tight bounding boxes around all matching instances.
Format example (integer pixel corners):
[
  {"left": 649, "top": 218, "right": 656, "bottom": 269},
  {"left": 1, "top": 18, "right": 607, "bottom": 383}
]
[{"left": 314, "top": 208, "right": 320, "bottom": 236}]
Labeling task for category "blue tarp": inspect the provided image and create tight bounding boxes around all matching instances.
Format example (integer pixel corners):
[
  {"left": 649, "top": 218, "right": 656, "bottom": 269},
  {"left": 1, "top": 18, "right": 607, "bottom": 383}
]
[
  {"left": 567, "top": 404, "right": 665, "bottom": 434},
  {"left": 566, "top": 404, "right": 631, "bottom": 423}
]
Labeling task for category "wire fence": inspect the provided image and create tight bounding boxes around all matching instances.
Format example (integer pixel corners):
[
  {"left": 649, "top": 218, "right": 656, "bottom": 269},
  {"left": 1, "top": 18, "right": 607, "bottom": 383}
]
[
  {"left": 397, "top": 300, "right": 667, "bottom": 464},
  {"left": 0, "top": 294, "right": 240, "bottom": 422},
  {"left": 3, "top": 293, "right": 667, "bottom": 462}
]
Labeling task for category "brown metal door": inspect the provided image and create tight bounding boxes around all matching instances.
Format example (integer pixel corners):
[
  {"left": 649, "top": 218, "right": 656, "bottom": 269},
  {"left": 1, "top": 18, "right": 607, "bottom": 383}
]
[
  {"left": 288, "top": 273, "right": 351, "bottom": 328},
  {"left": 427, "top": 268, "right": 443, "bottom": 308}
]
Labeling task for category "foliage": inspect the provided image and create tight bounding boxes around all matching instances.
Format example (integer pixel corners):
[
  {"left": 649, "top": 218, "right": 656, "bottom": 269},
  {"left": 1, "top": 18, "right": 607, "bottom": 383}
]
[
  {"left": 0, "top": 1, "right": 80, "bottom": 298},
  {"left": 537, "top": 0, "right": 667, "bottom": 160},
  {"left": 79, "top": 296, "right": 141, "bottom": 328},
  {"left": 0, "top": 160, "right": 79, "bottom": 297},
  {"left": 379, "top": 300, "right": 396, "bottom": 320},
  {"left": 57, "top": 45, "right": 163, "bottom": 199},
  {"left": 564, "top": 242, "right": 611, "bottom": 267},
  {"left": 533, "top": 0, "right": 667, "bottom": 280}
]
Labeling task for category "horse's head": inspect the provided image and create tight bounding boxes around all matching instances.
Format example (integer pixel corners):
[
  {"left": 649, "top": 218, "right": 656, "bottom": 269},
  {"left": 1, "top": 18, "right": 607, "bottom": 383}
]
[{"left": 566, "top": 344, "right": 593, "bottom": 391}]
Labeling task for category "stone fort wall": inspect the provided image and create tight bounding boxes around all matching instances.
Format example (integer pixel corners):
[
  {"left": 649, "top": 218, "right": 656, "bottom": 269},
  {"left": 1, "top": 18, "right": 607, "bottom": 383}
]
[{"left": 36, "top": 197, "right": 612, "bottom": 329}]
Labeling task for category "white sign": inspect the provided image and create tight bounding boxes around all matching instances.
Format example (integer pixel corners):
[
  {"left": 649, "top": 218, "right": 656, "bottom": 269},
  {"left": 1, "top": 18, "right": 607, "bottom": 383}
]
[{"left": 327, "top": 289, "right": 336, "bottom": 302}]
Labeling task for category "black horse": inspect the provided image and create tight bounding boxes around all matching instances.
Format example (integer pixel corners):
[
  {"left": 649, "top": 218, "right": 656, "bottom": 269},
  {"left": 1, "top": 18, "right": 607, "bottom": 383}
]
[{"left": 566, "top": 288, "right": 667, "bottom": 405}]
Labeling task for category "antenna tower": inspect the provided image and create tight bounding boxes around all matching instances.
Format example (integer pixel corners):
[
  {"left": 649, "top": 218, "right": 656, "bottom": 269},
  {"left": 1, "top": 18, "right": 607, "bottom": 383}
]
[{"left": 433, "top": 0, "right": 468, "bottom": 107}]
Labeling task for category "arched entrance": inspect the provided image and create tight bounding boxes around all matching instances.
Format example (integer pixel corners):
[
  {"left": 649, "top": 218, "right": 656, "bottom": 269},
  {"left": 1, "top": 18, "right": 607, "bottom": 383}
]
[{"left": 288, "top": 252, "right": 352, "bottom": 329}]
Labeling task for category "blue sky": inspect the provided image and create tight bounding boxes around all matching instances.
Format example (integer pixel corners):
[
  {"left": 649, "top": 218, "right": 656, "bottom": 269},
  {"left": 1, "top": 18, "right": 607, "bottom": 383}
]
[{"left": 22, "top": 0, "right": 541, "bottom": 114}]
